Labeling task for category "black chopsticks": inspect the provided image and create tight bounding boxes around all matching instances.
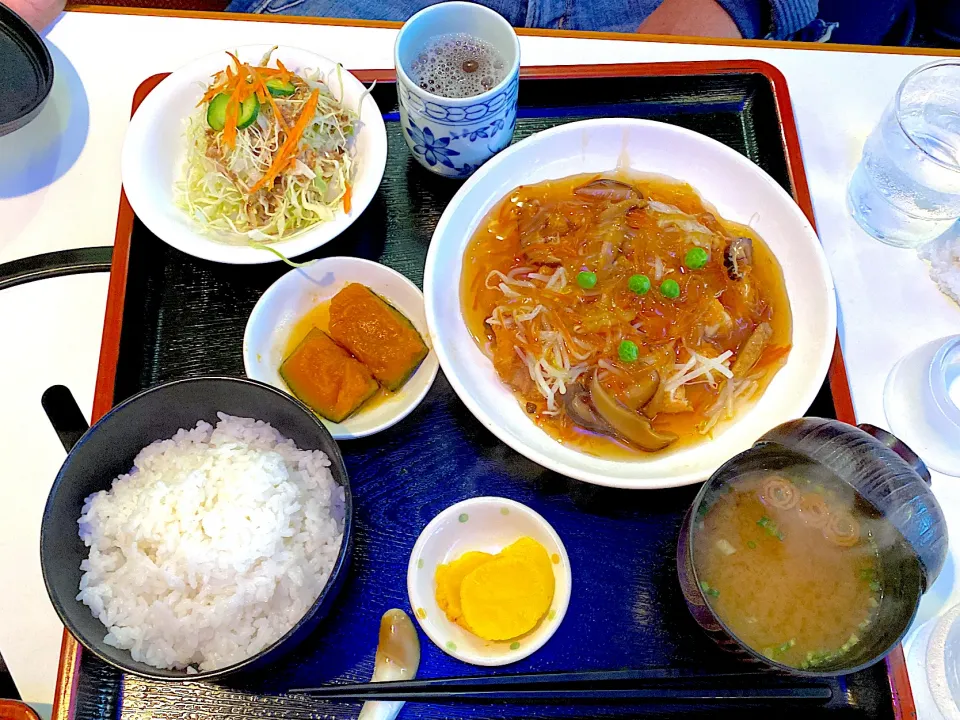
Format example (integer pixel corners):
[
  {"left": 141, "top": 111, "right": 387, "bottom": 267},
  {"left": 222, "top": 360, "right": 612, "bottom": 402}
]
[{"left": 290, "top": 669, "right": 834, "bottom": 704}]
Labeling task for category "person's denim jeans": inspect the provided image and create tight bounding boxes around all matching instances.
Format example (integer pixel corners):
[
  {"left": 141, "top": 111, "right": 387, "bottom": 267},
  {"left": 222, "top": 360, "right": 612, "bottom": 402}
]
[
  {"left": 222, "top": 0, "right": 828, "bottom": 45},
  {"left": 225, "top": 0, "right": 683, "bottom": 33}
]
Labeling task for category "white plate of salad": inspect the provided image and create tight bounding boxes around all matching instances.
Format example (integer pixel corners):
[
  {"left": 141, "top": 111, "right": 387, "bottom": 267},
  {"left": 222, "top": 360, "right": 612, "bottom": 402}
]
[{"left": 121, "top": 45, "right": 387, "bottom": 264}]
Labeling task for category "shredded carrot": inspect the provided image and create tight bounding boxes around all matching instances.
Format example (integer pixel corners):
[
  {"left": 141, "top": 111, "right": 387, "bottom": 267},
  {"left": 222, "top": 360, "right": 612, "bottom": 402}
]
[
  {"left": 219, "top": 53, "right": 253, "bottom": 149},
  {"left": 248, "top": 88, "right": 320, "bottom": 195},
  {"left": 221, "top": 81, "right": 243, "bottom": 149},
  {"left": 200, "top": 64, "right": 234, "bottom": 105},
  {"left": 202, "top": 52, "right": 312, "bottom": 149},
  {"left": 343, "top": 184, "right": 352, "bottom": 213},
  {"left": 250, "top": 67, "right": 289, "bottom": 132},
  {"left": 226, "top": 51, "right": 245, "bottom": 75},
  {"left": 200, "top": 52, "right": 294, "bottom": 109}
]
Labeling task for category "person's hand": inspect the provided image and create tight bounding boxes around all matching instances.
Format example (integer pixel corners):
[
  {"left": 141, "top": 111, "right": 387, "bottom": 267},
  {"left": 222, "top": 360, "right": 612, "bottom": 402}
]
[
  {"left": 7, "top": 0, "right": 65, "bottom": 31},
  {"left": 637, "top": 0, "right": 742, "bottom": 38}
]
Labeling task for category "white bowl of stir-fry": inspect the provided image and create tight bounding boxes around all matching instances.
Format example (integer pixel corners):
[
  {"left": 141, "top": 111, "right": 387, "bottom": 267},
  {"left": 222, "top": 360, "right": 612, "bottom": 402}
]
[
  {"left": 424, "top": 118, "right": 836, "bottom": 489},
  {"left": 122, "top": 45, "right": 387, "bottom": 264}
]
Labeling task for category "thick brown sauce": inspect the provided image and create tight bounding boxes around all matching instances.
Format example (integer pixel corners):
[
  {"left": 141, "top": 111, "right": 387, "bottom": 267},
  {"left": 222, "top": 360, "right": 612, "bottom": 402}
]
[{"left": 460, "top": 172, "right": 793, "bottom": 458}]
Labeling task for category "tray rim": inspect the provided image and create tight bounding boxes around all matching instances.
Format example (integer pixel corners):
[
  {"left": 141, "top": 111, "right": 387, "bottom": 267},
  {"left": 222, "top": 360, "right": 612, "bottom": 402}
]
[{"left": 52, "top": 59, "right": 907, "bottom": 720}]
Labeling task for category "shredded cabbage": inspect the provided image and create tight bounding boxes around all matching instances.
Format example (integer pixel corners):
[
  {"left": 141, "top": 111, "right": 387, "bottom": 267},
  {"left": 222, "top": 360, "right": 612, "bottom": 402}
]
[{"left": 174, "top": 61, "right": 365, "bottom": 249}]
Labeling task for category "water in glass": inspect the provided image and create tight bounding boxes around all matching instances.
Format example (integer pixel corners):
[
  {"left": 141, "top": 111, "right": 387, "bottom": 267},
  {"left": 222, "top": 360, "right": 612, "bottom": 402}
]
[{"left": 848, "top": 62, "right": 960, "bottom": 248}]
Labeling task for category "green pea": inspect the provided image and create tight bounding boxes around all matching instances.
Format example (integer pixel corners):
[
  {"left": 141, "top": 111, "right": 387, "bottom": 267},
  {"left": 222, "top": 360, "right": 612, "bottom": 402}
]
[
  {"left": 577, "top": 271, "right": 597, "bottom": 289},
  {"left": 660, "top": 279, "right": 680, "bottom": 299},
  {"left": 628, "top": 274, "right": 651, "bottom": 295},
  {"left": 618, "top": 340, "right": 639, "bottom": 363},
  {"left": 685, "top": 247, "right": 709, "bottom": 269}
]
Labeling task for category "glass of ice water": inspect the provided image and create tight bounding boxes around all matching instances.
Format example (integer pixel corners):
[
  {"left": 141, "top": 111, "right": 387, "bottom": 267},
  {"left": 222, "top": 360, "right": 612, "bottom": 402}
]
[{"left": 848, "top": 61, "right": 960, "bottom": 248}]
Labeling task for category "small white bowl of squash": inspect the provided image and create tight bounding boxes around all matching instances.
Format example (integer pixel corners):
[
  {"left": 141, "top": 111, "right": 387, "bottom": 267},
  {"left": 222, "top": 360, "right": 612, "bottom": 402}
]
[{"left": 243, "top": 256, "right": 439, "bottom": 439}]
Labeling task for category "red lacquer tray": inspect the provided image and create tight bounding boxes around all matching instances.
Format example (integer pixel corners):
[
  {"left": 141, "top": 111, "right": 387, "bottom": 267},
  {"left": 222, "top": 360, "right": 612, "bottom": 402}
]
[{"left": 51, "top": 60, "right": 912, "bottom": 720}]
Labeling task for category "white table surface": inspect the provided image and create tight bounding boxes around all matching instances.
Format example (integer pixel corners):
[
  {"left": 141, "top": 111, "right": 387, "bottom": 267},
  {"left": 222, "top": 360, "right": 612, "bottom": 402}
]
[{"left": 2, "top": 9, "right": 959, "bottom": 711}]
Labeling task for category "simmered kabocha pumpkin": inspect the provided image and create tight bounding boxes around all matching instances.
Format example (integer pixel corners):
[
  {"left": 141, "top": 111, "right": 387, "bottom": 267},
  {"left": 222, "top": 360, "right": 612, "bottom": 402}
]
[
  {"left": 280, "top": 328, "right": 379, "bottom": 423},
  {"left": 328, "top": 283, "right": 429, "bottom": 391}
]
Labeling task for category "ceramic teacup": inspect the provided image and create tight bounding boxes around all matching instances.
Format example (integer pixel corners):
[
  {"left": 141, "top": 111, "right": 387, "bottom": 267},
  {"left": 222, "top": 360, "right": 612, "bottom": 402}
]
[{"left": 394, "top": 1, "right": 520, "bottom": 178}]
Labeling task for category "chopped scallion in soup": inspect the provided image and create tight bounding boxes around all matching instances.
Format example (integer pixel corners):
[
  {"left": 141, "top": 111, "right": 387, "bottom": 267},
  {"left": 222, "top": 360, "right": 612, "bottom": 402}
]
[{"left": 693, "top": 472, "right": 882, "bottom": 670}]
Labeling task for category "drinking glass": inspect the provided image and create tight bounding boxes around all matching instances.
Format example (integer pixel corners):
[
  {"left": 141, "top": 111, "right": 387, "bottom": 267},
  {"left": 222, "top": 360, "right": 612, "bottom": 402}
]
[
  {"left": 883, "top": 335, "right": 960, "bottom": 476},
  {"left": 848, "top": 61, "right": 960, "bottom": 248},
  {"left": 394, "top": 1, "right": 520, "bottom": 179}
]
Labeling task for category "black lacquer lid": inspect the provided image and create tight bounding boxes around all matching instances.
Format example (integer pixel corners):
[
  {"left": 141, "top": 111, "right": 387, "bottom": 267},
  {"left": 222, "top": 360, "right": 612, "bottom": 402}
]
[
  {"left": 760, "top": 417, "right": 948, "bottom": 590},
  {"left": 0, "top": 3, "right": 54, "bottom": 136}
]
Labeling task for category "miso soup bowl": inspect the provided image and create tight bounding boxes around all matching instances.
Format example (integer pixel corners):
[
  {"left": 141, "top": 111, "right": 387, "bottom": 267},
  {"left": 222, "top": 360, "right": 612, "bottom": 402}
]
[{"left": 677, "top": 418, "right": 947, "bottom": 676}]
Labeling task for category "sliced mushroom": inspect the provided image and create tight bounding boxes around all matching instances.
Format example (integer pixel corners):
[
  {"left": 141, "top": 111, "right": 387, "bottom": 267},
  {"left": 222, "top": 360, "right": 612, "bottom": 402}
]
[
  {"left": 562, "top": 383, "right": 609, "bottom": 435},
  {"left": 723, "top": 236, "right": 754, "bottom": 281},
  {"left": 590, "top": 373, "right": 678, "bottom": 452},
  {"left": 621, "top": 367, "right": 660, "bottom": 411},
  {"left": 573, "top": 178, "right": 645, "bottom": 205},
  {"left": 731, "top": 322, "right": 773, "bottom": 377}
]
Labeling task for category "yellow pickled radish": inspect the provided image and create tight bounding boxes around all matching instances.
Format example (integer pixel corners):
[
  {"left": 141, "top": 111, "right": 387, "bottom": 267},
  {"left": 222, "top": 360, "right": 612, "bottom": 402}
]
[
  {"left": 498, "top": 537, "right": 556, "bottom": 606},
  {"left": 435, "top": 551, "right": 494, "bottom": 624},
  {"left": 459, "top": 556, "right": 552, "bottom": 641}
]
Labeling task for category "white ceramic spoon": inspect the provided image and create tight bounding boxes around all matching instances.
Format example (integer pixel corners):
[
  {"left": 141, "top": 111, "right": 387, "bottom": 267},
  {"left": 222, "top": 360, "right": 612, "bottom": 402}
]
[{"left": 358, "top": 609, "right": 421, "bottom": 720}]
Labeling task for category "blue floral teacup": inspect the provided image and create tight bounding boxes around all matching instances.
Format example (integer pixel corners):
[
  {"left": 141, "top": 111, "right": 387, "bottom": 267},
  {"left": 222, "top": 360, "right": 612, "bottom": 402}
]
[{"left": 394, "top": 1, "right": 520, "bottom": 179}]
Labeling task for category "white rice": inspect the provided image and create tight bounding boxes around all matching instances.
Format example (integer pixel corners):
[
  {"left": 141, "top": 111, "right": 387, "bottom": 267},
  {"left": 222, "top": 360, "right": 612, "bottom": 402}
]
[
  {"left": 920, "top": 233, "right": 960, "bottom": 306},
  {"left": 76, "top": 413, "right": 345, "bottom": 672}
]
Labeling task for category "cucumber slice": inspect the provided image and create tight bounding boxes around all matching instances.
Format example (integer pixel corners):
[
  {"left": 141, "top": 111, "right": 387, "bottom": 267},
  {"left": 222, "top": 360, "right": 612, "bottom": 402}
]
[
  {"left": 266, "top": 78, "right": 296, "bottom": 97},
  {"left": 236, "top": 94, "right": 260, "bottom": 129},
  {"left": 206, "top": 93, "right": 230, "bottom": 131},
  {"left": 206, "top": 93, "right": 260, "bottom": 131}
]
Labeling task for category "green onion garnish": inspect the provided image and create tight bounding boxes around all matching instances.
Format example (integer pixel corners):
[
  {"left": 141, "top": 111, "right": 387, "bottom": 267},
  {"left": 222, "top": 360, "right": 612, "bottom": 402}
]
[{"left": 699, "top": 581, "right": 720, "bottom": 598}]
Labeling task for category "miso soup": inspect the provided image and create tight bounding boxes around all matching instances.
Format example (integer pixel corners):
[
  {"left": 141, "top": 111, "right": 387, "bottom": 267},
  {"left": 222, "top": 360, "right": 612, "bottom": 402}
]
[{"left": 693, "top": 472, "right": 881, "bottom": 670}]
